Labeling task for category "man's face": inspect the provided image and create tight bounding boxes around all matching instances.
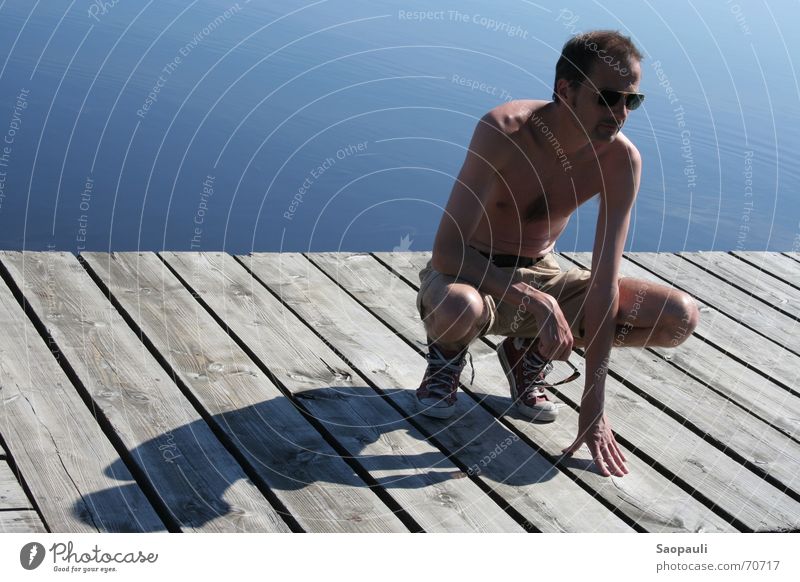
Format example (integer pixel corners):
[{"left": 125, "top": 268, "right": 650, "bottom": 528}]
[{"left": 571, "top": 58, "right": 642, "bottom": 142}]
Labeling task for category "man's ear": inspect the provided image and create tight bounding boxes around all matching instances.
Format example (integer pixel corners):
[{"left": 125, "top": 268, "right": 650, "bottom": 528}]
[{"left": 555, "top": 78, "right": 574, "bottom": 106}]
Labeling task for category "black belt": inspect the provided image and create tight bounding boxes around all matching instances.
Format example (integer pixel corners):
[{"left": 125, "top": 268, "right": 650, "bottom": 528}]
[{"left": 474, "top": 247, "right": 545, "bottom": 268}]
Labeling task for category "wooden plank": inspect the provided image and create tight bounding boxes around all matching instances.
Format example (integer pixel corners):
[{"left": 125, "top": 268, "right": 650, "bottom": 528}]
[
  {"left": 83, "top": 252, "right": 410, "bottom": 533},
  {"left": 567, "top": 252, "right": 800, "bottom": 393},
  {"left": 0, "top": 251, "right": 289, "bottom": 533},
  {"left": 240, "top": 252, "right": 634, "bottom": 533},
  {"left": 627, "top": 252, "right": 799, "bottom": 355},
  {"left": 0, "top": 460, "right": 47, "bottom": 533},
  {"left": 680, "top": 252, "right": 800, "bottom": 320},
  {"left": 782, "top": 252, "right": 800, "bottom": 264},
  {"left": 564, "top": 252, "right": 800, "bottom": 439},
  {"left": 0, "top": 461, "right": 32, "bottom": 510},
  {"left": 732, "top": 252, "right": 800, "bottom": 291},
  {"left": 544, "top": 255, "right": 800, "bottom": 497},
  {"left": 310, "top": 252, "right": 737, "bottom": 532},
  {"left": 0, "top": 261, "right": 165, "bottom": 533},
  {"left": 0, "top": 510, "right": 47, "bottom": 533},
  {"left": 394, "top": 251, "right": 800, "bottom": 531},
  {"left": 161, "top": 252, "right": 522, "bottom": 533}
]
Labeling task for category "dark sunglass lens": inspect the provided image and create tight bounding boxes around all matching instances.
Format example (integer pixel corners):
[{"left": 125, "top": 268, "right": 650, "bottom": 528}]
[
  {"left": 626, "top": 93, "right": 644, "bottom": 110},
  {"left": 599, "top": 90, "right": 622, "bottom": 107}
]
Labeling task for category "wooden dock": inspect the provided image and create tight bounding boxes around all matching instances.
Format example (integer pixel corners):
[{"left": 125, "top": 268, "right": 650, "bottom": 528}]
[{"left": 0, "top": 250, "right": 798, "bottom": 533}]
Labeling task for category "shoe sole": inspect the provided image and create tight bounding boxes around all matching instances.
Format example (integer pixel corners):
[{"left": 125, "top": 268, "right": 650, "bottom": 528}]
[
  {"left": 416, "top": 398, "right": 457, "bottom": 419},
  {"left": 496, "top": 343, "right": 558, "bottom": 422}
]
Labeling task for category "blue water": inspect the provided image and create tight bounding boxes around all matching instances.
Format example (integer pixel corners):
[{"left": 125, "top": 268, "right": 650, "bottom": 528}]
[{"left": 0, "top": 0, "right": 798, "bottom": 253}]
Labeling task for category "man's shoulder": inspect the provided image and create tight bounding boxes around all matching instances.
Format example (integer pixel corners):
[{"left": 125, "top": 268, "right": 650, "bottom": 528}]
[
  {"left": 483, "top": 99, "right": 550, "bottom": 135},
  {"left": 605, "top": 132, "right": 641, "bottom": 165}
]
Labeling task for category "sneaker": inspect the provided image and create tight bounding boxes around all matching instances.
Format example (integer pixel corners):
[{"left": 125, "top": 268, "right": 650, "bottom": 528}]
[
  {"left": 497, "top": 337, "right": 558, "bottom": 421},
  {"left": 415, "top": 341, "right": 473, "bottom": 419}
]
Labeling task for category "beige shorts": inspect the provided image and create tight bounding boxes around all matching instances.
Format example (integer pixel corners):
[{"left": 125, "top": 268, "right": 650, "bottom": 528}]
[{"left": 415, "top": 252, "right": 593, "bottom": 340}]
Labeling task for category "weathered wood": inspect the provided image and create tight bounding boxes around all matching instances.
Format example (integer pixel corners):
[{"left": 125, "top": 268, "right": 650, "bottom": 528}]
[
  {"left": 162, "top": 251, "right": 522, "bottom": 533},
  {"left": 84, "top": 252, "right": 409, "bottom": 533},
  {"left": 782, "top": 252, "right": 800, "bottom": 264},
  {"left": 311, "top": 251, "right": 736, "bottom": 532},
  {"left": 0, "top": 510, "right": 47, "bottom": 533},
  {"left": 396, "top": 251, "right": 800, "bottom": 531},
  {"left": 564, "top": 252, "right": 800, "bottom": 439},
  {"left": 243, "top": 252, "right": 633, "bottom": 532},
  {"left": 0, "top": 251, "right": 288, "bottom": 533},
  {"left": 0, "top": 461, "right": 32, "bottom": 510},
  {"left": 544, "top": 254, "right": 800, "bottom": 497},
  {"left": 680, "top": 252, "right": 800, "bottom": 320},
  {"left": 0, "top": 461, "right": 46, "bottom": 532},
  {"left": 0, "top": 262, "right": 164, "bottom": 532},
  {"left": 731, "top": 252, "right": 800, "bottom": 291},
  {"left": 5, "top": 249, "right": 798, "bottom": 533},
  {"left": 588, "top": 340, "right": 800, "bottom": 494},
  {"left": 627, "top": 252, "right": 799, "bottom": 355}
]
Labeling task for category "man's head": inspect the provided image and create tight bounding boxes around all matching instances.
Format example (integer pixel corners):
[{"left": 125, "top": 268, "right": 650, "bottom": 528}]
[{"left": 552, "top": 30, "right": 644, "bottom": 142}]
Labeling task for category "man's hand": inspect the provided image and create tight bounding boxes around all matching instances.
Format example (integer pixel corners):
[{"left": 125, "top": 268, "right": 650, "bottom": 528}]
[
  {"left": 532, "top": 291, "right": 574, "bottom": 361},
  {"left": 562, "top": 401, "right": 628, "bottom": 477},
  {"left": 508, "top": 282, "right": 573, "bottom": 360}
]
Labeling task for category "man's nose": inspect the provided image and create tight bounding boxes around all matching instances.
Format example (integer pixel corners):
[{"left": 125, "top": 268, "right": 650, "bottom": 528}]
[
  {"left": 608, "top": 99, "right": 629, "bottom": 126},
  {"left": 609, "top": 99, "right": 628, "bottom": 122}
]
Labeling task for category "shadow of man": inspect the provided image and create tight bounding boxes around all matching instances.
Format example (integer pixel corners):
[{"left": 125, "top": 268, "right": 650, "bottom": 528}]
[{"left": 76, "top": 384, "right": 562, "bottom": 531}]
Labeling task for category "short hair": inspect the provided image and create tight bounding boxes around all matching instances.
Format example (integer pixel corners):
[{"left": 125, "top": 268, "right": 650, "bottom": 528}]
[{"left": 552, "top": 30, "right": 643, "bottom": 101}]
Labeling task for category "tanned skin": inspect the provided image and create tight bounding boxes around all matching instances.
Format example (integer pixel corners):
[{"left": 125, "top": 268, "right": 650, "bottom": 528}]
[{"left": 426, "top": 57, "right": 700, "bottom": 477}]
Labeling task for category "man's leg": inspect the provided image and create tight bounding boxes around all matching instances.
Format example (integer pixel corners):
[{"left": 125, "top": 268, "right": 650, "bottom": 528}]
[
  {"left": 573, "top": 277, "right": 700, "bottom": 348},
  {"left": 415, "top": 277, "right": 491, "bottom": 418},
  {"left": 422, "top": 281, "right": 490, "bottom": 354}
]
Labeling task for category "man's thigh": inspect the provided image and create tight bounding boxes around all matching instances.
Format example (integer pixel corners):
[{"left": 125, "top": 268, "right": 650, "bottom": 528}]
[
  {"left": 416, "top": 260, "right": 496, "bottom": 332},
  {"left": 543, "top": 274, "right": 685, "bottom": 334},
  {"left": 616, "top": 277, "right": 687, "bottom": 329},
  {"left": 497, "top": 258, "right": 593, "bottom": 339}
]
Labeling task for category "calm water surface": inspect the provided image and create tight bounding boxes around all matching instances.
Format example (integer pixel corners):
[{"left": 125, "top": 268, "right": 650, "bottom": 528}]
[{"left": 0, "top": 0, "right": 798, "bottom": 253}]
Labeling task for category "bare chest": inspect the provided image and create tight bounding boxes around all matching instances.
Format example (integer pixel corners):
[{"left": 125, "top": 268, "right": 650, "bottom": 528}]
[{"left": 488, "top": 155, "right": 600, "bottom": 223}]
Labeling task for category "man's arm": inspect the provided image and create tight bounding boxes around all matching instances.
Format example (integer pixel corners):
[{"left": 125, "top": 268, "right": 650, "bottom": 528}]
[
  {"left": 563, "top": 143, "right": 642, "bottom": 476},
  {"left": 432, "top": 110, "right": 574, "bottom": 360}
]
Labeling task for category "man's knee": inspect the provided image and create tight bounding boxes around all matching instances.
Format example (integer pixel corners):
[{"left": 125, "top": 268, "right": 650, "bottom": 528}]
[
  {"left": 425, "top": 285, "right": 487, "bottom": 339},
  {"left": 664, "top": 291, "right": 700, "bottom": 346}
]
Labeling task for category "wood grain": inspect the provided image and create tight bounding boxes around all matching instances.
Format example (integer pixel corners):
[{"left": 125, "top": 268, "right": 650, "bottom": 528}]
[
  {"left": 1, "top": 251, "right": 288, "bottom": 532},
  {"left": 84, "top": 251, "right": 409, "bottom": 533},
  {"left": 162, "top": 251, "right": 522, "bottom": 532}
]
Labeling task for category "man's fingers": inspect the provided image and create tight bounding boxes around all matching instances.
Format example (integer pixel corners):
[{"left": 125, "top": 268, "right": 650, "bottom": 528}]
[
  {"left": 561, "top": 437, "right": 582, "bottom": 456},
  {"left": 602, "top": 443, "right": 625, "bottom": 477},
  {"left": 538, "top": 336, "right": 556, "bottom": 360},
  {"left": 606, "top": 432, "right": 629, "bottom": 472},
  {"left": 610, "top": 441, "right": 629, "bottom": 475},
  {"left": 600, "top": 443, "right": 618, "bottom": 476},
  {"left": 590, "top": 444, "right": 611, "bottom": 477},
  {"left": 612, "top": 439, "right": 628, "bottom": 464},
  {"left": 557, "top": 342, "right": 570, "bottom": 361}
]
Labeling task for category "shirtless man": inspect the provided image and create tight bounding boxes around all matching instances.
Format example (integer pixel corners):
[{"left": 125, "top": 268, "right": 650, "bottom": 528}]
[{"left": 414, "top": 30, "right": 700, "bottom": 477}]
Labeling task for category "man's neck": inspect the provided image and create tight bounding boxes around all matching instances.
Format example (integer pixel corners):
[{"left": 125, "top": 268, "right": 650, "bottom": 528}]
[{"left": 534, "top": 102, "right": 595, "bottom": 157}]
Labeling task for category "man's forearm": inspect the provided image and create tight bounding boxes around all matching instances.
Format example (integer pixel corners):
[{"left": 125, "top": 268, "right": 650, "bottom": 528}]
[{"left": 581, "top": 286, "right": 620, "bottom": 411}]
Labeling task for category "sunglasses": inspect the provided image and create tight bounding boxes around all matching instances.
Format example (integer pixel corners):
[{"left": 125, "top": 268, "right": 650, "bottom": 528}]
[{"left": 577, "top": 80, "right": 645, "bottom": 111}]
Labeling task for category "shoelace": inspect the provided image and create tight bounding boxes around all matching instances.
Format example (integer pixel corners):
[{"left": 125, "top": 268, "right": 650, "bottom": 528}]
[
  {"left": 519, "top": 341, "right": 582, "bottom": 394},
  {"left": 423, "top": 346, "right": 475, "bottom": 400},
  {"left": 521, "top": 354, "right": 554, "bottom": 396}
]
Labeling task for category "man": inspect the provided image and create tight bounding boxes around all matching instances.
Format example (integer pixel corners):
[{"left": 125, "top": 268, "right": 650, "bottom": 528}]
[{"left": 414, "top": 30, "right": 700, "bottom": 478}]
